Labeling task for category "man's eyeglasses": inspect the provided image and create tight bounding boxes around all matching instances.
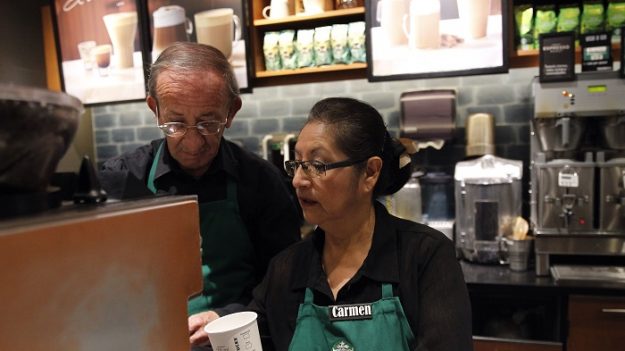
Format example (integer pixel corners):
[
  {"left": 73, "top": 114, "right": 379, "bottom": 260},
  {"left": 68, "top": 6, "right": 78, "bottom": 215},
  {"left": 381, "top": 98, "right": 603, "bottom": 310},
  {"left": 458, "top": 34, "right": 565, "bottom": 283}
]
[
  {"left": 284, "top": 158, "right": 368, "bottom": 178},
  {"left": 155, "top": 105, "right": 226, "bottom": 137},
  {"left": 157, "top": 120, "right": 226, "bottom": 137}
]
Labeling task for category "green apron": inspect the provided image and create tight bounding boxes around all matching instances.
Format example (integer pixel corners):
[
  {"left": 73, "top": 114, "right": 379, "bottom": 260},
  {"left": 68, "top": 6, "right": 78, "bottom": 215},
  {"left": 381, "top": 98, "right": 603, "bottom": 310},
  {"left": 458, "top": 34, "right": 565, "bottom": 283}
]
[
  {"left": 288, "top": 284, "right": 415, "bottom": 351},
  {"left": 147, "top": 141, "right": 256, "bottom": 315}
]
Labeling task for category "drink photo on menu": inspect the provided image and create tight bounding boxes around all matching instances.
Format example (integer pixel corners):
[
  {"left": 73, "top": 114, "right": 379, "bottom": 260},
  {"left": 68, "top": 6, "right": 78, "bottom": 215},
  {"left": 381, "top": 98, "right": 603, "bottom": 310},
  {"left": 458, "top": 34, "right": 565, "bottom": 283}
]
[
  {"left": 147, "top": 0, "right": 252, "bottom": 92},
  {"left": 52, "top": 0, "right": 147, "bottom": 105},
  {"left": 366, "top": 0, "right": 508, "bottom": 81}
]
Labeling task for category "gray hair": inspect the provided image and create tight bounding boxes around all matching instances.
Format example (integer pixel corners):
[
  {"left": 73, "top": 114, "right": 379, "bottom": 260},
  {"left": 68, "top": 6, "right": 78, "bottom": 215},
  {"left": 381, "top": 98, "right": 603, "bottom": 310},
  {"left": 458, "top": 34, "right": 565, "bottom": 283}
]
[{"left": 147, "top": 42, "right": 240, "bottom": 104}]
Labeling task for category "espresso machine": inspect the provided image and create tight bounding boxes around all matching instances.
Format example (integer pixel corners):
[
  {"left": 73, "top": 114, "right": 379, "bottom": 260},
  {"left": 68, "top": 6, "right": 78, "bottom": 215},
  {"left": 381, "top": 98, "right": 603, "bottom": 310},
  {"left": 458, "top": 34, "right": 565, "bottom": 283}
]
[{"left": 531, "top": 72, "right": 625, "bottom": 276}]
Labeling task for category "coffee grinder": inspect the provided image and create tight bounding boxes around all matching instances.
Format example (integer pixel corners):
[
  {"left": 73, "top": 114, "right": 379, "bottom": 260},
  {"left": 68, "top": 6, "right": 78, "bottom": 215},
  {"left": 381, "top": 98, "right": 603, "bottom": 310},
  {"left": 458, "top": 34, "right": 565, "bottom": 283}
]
[{"left": 531, "top": 72, "right": 625, "bottom": 276}]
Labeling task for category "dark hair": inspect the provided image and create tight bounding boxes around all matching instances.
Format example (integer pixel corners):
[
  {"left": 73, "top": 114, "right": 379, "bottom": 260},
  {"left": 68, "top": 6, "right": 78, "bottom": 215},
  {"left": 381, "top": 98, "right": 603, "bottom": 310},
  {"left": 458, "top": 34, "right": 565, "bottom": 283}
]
[
  {"left": 147, "top": 42, "right": 239, "bottom": 104},
  {"left": 306, "top": 97, "right": 411, "bottom": 197}
]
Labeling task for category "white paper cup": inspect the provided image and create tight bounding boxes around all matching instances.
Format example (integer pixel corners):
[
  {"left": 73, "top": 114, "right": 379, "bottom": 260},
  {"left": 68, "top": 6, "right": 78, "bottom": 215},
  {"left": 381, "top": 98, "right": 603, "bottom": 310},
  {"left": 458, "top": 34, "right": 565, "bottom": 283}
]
[{"left": 204, "top": 311, "right": 263, "bottom": 351}]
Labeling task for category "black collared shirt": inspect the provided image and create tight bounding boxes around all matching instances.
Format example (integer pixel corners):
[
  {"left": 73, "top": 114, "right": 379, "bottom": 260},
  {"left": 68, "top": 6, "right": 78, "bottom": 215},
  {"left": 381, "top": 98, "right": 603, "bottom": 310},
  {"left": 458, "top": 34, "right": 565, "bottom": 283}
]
[
  {"left": 249, "top": 201, "right": 473, "bottom": 351},
  {"left": 100, "top": 138, "right": 302, "bottom": 307}
]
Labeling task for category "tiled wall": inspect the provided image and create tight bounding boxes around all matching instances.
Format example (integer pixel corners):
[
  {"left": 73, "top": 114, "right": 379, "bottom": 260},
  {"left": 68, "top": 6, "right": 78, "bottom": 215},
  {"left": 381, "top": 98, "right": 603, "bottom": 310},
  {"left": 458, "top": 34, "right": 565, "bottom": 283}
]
[{"left": 92, "top": 66, "right": 538, "bottom": 171}]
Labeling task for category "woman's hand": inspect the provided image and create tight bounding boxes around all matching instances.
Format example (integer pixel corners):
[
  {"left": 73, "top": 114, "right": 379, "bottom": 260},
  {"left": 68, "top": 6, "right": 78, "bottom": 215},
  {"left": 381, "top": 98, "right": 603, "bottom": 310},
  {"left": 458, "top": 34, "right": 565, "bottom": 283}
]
[{"left": 188, "top": 310, "right": 220, "bottom": 346}]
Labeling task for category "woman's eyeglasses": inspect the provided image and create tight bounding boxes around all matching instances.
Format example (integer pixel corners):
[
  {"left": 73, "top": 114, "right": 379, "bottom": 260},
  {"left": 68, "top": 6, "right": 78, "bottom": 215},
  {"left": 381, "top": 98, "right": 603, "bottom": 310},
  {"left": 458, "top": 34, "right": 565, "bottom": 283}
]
[{"left": 284, "top": 158, "right": 367, "bottom": 178}]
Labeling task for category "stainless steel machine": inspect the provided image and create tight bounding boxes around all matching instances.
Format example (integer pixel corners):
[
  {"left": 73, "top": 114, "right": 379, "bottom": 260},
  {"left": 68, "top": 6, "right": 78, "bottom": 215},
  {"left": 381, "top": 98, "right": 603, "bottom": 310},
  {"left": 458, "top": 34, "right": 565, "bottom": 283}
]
[
  {"left": 531, "top": 72, "right": 625, "bottom": 276},
  {"left": 455, "top": 155, "right": 524, "bottom": 263}
]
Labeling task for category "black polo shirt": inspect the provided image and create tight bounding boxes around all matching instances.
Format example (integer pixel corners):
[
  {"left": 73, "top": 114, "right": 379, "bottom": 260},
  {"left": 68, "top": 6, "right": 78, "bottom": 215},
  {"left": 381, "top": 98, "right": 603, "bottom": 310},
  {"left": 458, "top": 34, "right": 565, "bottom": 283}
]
[
  {"left": 100, "top": 138, "right": 302, "bottom": 307},
  {"left": 250, "top": 201, "right": 473, "bottom": 351}
]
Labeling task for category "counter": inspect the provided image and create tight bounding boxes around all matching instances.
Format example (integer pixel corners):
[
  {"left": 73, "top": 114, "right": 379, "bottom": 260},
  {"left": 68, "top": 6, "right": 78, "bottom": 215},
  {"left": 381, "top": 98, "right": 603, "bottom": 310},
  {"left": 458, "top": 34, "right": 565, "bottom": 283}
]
[{"left": 460, "top": 260, "right": 625, "bottom": 351}]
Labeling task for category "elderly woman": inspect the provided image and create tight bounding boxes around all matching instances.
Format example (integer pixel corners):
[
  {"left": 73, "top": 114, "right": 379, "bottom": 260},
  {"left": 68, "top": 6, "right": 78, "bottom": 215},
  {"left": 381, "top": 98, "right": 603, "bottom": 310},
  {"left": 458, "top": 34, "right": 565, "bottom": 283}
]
[{"left": 250, "top": 97, "right": 472, "bottom": 351}]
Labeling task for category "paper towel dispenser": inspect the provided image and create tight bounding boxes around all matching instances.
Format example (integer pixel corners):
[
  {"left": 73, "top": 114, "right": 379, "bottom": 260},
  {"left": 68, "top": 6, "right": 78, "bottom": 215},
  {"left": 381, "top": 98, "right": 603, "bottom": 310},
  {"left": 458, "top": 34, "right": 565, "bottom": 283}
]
[{"left": 399, "top": 89, "right": 456, "bottom": 140}]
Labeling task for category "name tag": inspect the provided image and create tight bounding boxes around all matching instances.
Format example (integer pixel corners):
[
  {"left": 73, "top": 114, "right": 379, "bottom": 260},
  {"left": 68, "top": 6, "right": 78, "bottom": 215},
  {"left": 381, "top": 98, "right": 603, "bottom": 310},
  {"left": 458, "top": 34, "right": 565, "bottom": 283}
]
[{"left": 328, "top": 303, "right": 373, "bottom": 321}]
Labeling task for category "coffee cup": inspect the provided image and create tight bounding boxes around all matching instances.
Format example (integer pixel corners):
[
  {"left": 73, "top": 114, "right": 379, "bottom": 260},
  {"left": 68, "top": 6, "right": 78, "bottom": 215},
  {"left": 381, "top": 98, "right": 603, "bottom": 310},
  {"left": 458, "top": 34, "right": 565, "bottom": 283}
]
[
  {"left": 403, "top": 0, "right": 440, "bottom": 49},
  {"left": 77, "top": 40, "right": 96, "bottom": 71},
  {"left": 506, "top": 237, "right": 534, "bottom": 272},
  {"left": 302, "top": 0, "right": 327, "bottom": 15},
  {"left": 262, "top": 0, "right": 291, "bottom": 19},
  {"left": 204, "top": 311, "right": 263, "bottom": 351},
  {"left": 376, "top": 0, "right": 408, "bottom": 46},
  {"left": 456, "top": 0, "right": 490, "bottom": 40},
  {"left": 194, "top": 8, "right": 241, "bottom": 59},
  {"left": 152, "top": 5, "right": 193, "bottom": 61},
  {"left": 93, "top": 44, "right": 112, "bottom": 77},
  {"left": 102, "top": 11, "right": 138, "bottom": 69}
]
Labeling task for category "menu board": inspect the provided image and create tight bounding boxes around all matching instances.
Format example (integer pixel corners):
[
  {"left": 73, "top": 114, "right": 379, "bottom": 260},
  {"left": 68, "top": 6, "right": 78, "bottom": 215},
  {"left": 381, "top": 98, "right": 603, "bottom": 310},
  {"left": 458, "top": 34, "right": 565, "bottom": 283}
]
[
  {"left": 366, "top": 0, "right": 509, "bottom": 81},
  {"left": 52, "top": 0, "right": 147, "bottom": 105},
  {"left": 581, "top": 32, "right": 613, "bottom": 72},
  {"left": 145, "top": 0, "right": 252, "bottom": 92},
  {"left": 539, "top": 32, "right": 575, "bottom": 83}
]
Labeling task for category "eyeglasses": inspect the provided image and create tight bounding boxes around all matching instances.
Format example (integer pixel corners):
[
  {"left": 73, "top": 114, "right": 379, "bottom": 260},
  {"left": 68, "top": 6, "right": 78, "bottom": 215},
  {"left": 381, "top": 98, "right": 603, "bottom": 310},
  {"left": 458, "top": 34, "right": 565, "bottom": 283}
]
[
  {"left": 157, "top": 120, "right": 226, "bottom": 137},
  {"left": 284, "top": 158, "right": 368, "bottom": 178},
  {"left": 155, "top": 105, "right": 226, "bottom": 137}
]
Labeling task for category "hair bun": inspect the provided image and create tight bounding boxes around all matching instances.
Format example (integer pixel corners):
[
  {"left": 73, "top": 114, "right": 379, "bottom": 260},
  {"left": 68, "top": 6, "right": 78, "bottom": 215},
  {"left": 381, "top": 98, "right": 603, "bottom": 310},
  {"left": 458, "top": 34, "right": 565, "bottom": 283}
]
[{"left": 376, "top": 132, "right": 412, "bottom": 196}]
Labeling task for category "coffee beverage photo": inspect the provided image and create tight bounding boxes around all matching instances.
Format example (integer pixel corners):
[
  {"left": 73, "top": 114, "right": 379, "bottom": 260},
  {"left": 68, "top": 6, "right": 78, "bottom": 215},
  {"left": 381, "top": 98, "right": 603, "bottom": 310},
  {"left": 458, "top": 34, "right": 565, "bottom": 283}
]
[
  {"left": 403, "top": 0, "right": 440, "bottom": 49},
  {"left": 457, "top": 0, "right": 490, "bottom": 40},
  {"left": 102, "top": 11, "right": 138, "bottom": 69},
  {"left": 152, "top": 5, "right": 193, "bottom": 62},
  {"left": 376, "top": 0, "right": 409, "bottom": 46},
  {"left": 194, "top": 9, "right": 241, "bottom": 59},
  {"left": 93, "top": 44, "right": 112, "bottom": 77}
]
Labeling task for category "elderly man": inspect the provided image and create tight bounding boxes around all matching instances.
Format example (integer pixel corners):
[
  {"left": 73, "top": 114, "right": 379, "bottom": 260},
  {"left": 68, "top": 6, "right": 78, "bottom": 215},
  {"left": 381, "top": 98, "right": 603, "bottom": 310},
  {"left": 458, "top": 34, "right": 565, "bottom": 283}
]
[{"left": 99, "top": 42, "right": 301, "bottom": 347}]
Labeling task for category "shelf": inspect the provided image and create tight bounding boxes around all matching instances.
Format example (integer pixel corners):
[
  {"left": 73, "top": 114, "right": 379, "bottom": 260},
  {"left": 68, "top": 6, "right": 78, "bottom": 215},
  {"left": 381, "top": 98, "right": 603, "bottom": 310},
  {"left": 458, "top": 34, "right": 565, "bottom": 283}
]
[
  {"left": 256, "top": 62, "right": 366, "bottom": 78},
  {"left": 253, "top": 63, "right": 367, "bottom": 87},
  {"left": 253, "top": 7, "right": 365, "bottom": 27},
  {"left": 510, "top": 44, "right": 622, "bottom": 69}
]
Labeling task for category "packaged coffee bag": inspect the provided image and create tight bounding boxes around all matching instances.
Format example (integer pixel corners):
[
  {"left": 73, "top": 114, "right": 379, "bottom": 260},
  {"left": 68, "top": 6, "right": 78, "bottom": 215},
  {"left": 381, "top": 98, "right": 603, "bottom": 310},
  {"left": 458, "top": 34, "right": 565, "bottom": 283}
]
[
  {"left": 606, "top": 0, "right": 625, "bottom": 42},
  {"left": 331, "top": 24, "right": 350, "bottom": 64},
  {"left": 514, "top": 4, "right": 534, "bottom": 50},
  {"left": 557, "top": 4, "right": 581, "bottom": 34},
  {"left": 533, "top": 5, "right": 557, "bottom": 48},
  {"left": 263, "top": 31, "right": 282, "bottom": 71},
  {"left": 279, "top": 30, "right": 297, "bottom": 70},
  {"left": 296, "top": 29, "right": 315, "bottom": 68},
  {"left": 348, "top": 21, "right": 366, "bottom": 63},
  {"left": 314, "top": 26, "right": 333, "bottom": 66},
  {"left": 581, "top": 1, "right": 606, "bottom": 34}
]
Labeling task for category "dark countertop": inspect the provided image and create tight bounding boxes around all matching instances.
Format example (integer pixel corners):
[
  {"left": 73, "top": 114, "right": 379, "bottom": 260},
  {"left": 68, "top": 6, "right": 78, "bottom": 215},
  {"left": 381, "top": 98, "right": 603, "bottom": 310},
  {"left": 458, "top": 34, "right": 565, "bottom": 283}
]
[{"left": 460, "top": 260, "right": 625, "bottom": 295}]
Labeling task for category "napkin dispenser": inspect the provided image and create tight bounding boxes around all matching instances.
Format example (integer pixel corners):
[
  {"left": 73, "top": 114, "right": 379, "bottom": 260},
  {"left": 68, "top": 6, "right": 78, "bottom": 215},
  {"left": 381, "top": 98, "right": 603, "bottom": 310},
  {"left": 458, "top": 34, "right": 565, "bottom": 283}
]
[{"left": 399, "top": 89, "right": 456, "bottom": 140}]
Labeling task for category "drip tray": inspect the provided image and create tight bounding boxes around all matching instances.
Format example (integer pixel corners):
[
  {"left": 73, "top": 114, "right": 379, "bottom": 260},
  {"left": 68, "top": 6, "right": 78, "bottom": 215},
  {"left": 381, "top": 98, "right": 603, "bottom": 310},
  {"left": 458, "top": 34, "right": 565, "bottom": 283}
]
[{"left": 551, "top": 265, "right": 625, "bottom": 285}]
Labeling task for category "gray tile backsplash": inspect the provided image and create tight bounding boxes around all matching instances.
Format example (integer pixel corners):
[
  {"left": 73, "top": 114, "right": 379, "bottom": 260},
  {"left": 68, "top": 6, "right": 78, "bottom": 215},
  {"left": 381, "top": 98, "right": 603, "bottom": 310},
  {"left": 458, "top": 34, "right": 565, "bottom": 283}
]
[{"left": 92, "top": 67, "right": 537, "bottom": 167}]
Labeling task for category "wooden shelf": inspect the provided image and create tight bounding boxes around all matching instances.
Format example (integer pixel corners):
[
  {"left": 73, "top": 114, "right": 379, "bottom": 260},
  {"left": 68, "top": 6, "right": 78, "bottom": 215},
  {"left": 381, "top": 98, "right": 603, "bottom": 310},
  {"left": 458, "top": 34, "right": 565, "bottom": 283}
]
[
  {"left": 253, "top": 7, "right": 365, "bottom": 27},
  {"left": 256, "top": 62, "right": 366, "bottom": 78},
  {"left": 250, "top": 0, "right": 367, "bottom": 86}
]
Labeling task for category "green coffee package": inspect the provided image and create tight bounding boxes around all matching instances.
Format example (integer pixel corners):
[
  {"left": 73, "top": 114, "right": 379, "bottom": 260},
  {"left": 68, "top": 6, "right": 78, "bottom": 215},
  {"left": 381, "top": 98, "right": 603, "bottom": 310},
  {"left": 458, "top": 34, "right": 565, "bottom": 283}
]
[
  {"left": 348, "top": 21, "right": 366, "bottom": 63},
  {"left": 279, "top": 30, "right": 297, "bottom": 70},
  {"left": 263, "top": 31, "right": 281, "bottom": 71},
  {"left": 606, "top": 1, "right": 625, "bottom": 42},
  {"left": 296, "top": 29, "right": 315, "bottom": 68},
  {"left": 581, "top": 1, "right": 606, "bottom": 34},
  {"left": 314, "top": 26, "right": 333, "bottom": 66},
  {"left": 557, "top": 4, "right": 581, "bottom": 34},
  {"left": 514, "top": 5, "right": 534, "bottom": 50},
  {"left": 331, "top": 24, "right": 350, "bottom": 64},
  {"left": 533, "top": 5, "right": 557, "bottom": 48}
]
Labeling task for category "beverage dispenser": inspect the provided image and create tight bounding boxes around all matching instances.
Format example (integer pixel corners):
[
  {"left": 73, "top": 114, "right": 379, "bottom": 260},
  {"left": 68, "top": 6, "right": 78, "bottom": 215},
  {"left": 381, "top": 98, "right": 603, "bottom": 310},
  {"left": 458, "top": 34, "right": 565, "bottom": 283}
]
[
  {"left": 455, "top": 155, "right": 523, "bottom": 263},
  {"left": 531, "top": 72, "right": 625, "bottom": 276}
]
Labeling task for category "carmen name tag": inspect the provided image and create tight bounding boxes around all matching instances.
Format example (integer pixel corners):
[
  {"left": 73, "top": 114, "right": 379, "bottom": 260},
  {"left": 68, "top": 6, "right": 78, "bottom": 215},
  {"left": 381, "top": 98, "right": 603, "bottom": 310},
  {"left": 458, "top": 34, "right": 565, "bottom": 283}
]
[{"left": 328, "top": 303, "right": 373, "bottom": 321}]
